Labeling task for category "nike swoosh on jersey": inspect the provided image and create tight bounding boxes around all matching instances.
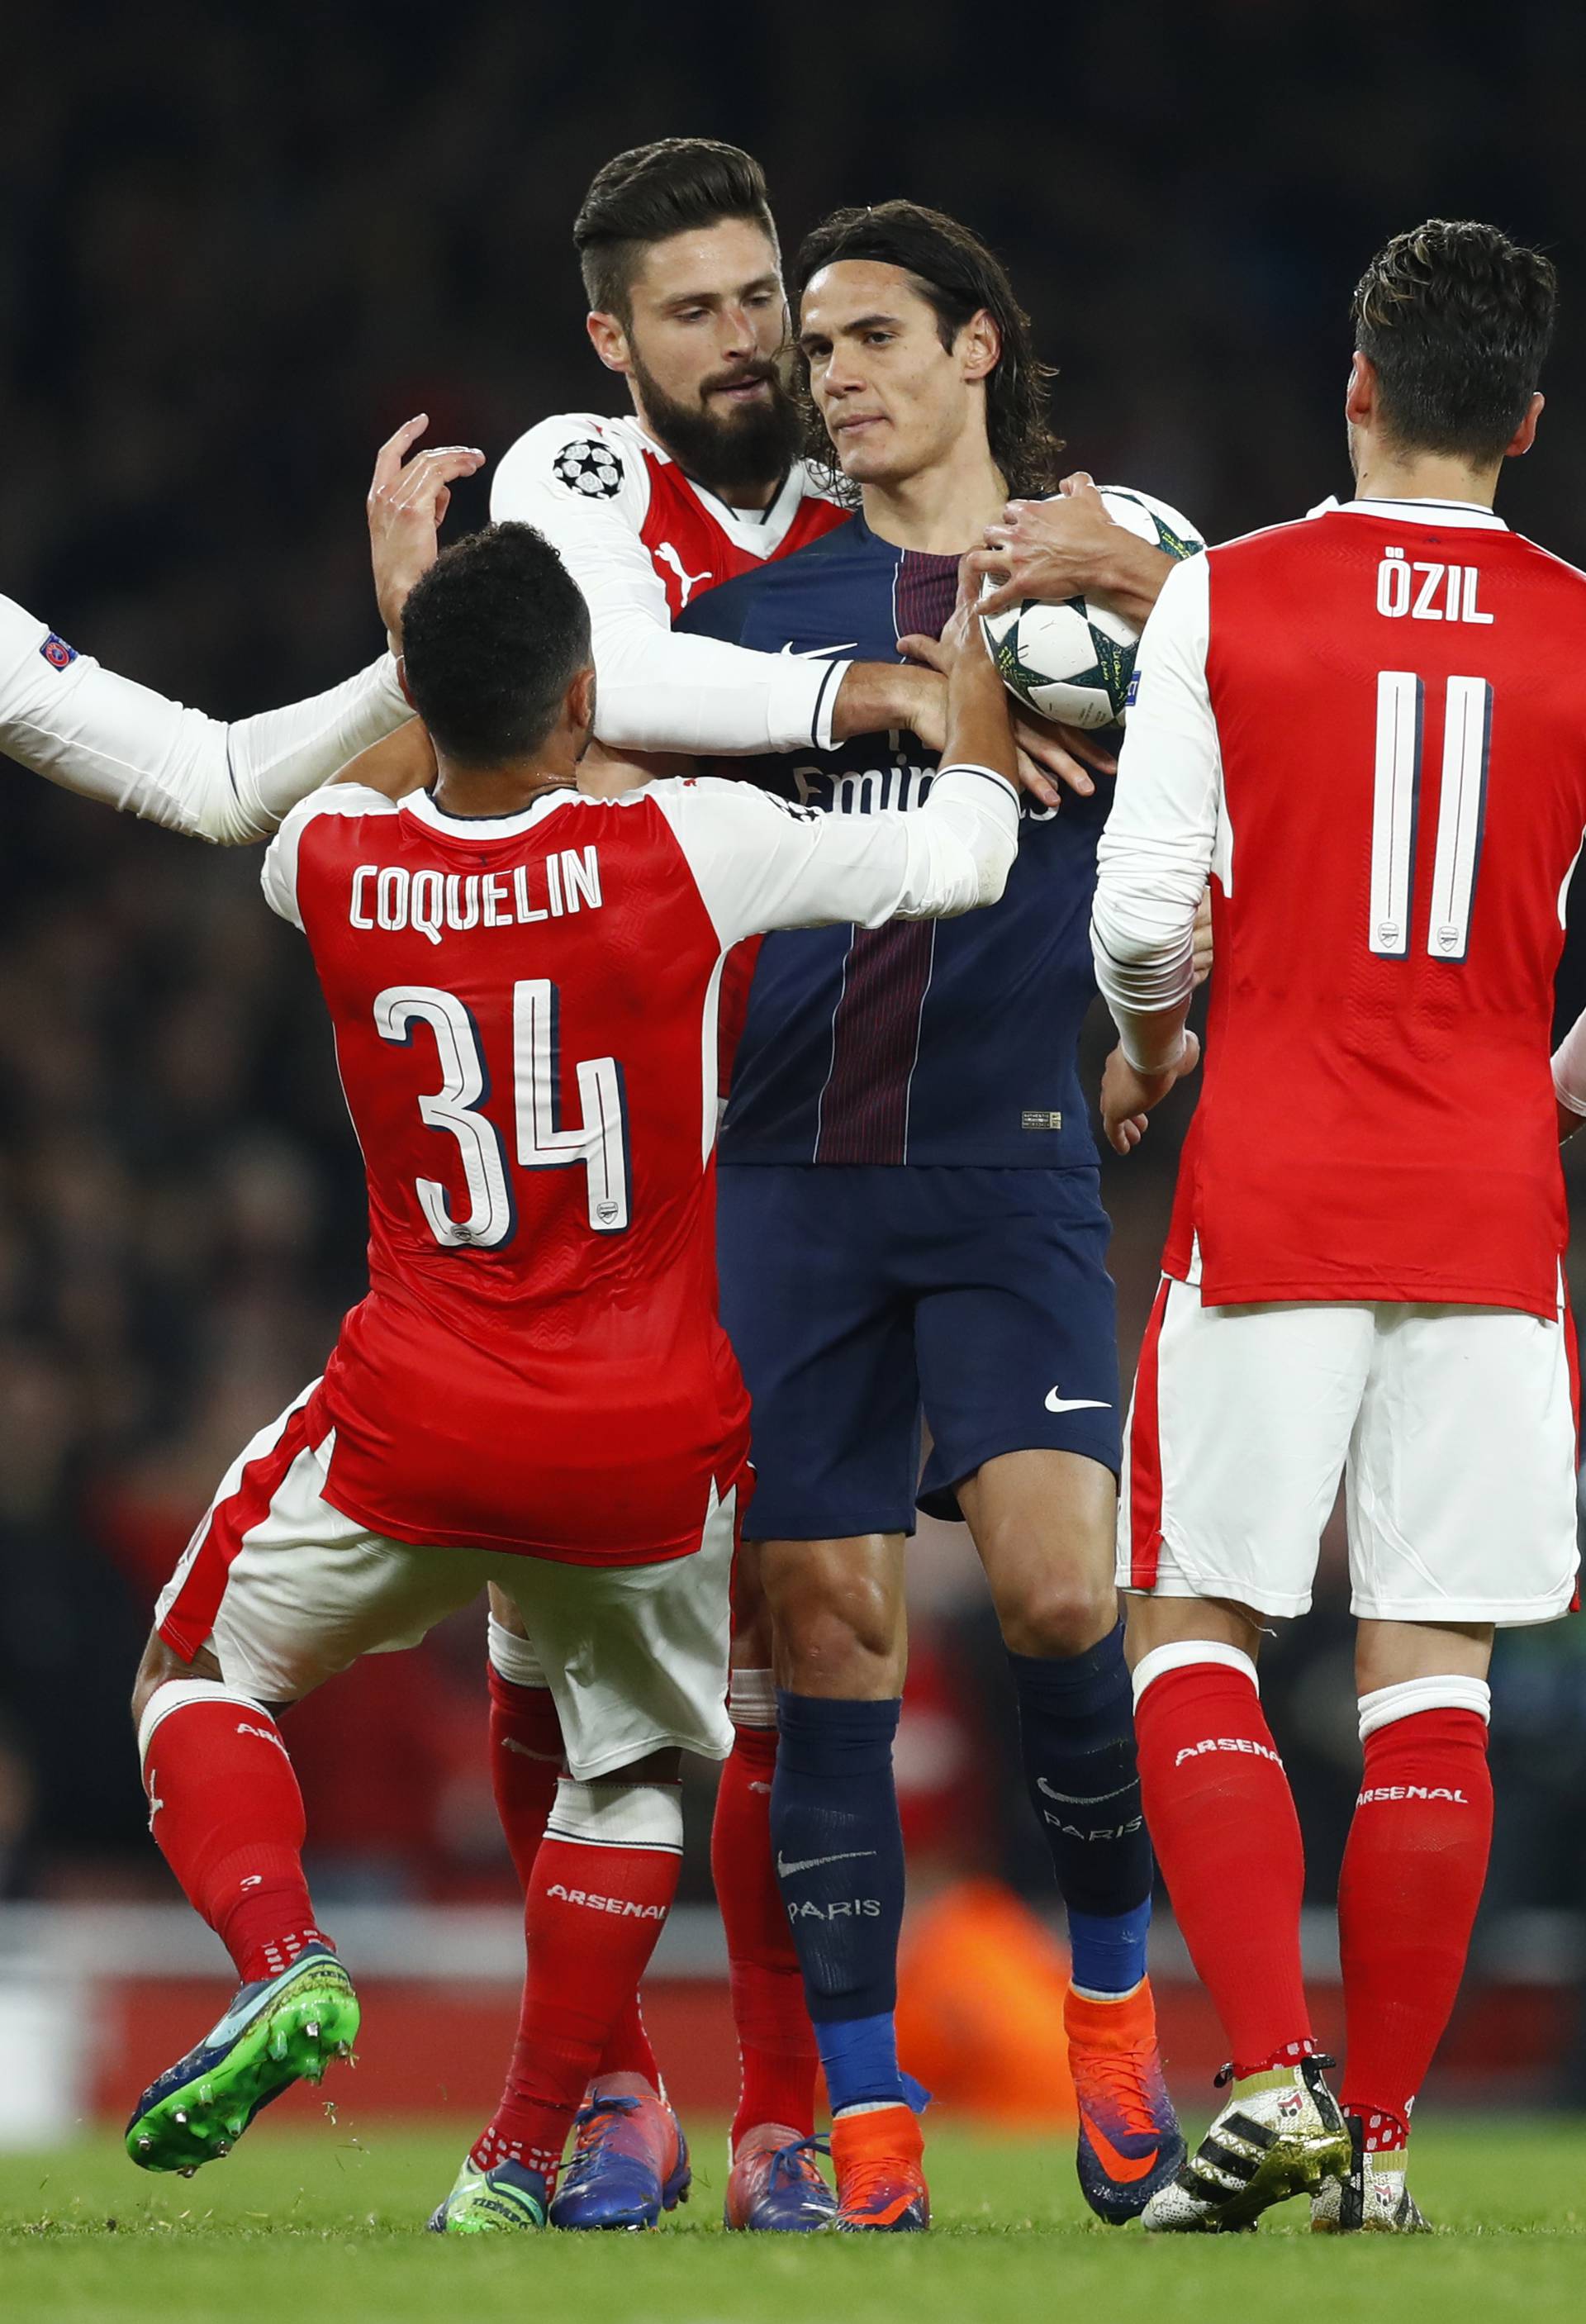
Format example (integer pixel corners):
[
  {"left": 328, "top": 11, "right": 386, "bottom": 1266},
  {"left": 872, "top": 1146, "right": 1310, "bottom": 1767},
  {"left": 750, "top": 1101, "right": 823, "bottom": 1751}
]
[
  {"left": 778, "top": 640, "right": 859, "bottom": 658},
  {"left": 1083, "top": 2118, "right": 1161, "bottom": 2184},
  {"left": 775, "top": 1847, "right": 878, "bottom": 1878},
  {"left": 1045, "top": 1390, "right": 1113, "bottom": 1414},
  {"left": 1037, "top": 1777, "right": 1137, "bottom": 1805}
]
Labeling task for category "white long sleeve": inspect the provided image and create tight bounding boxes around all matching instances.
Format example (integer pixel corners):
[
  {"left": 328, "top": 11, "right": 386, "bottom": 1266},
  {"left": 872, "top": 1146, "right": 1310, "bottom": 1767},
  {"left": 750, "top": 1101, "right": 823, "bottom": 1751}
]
[
  {"left": 491, "top": 416, "right": 844, "bottom": 757},
  {"left": 1090, "top": 553, "right": 1223, "bottom": 1062},
  {"left": 0, "top": 592, "right": 409, "bottom": 844},
  {"left": 650, "top": 763, "right": 1019, "bottom": 943}
]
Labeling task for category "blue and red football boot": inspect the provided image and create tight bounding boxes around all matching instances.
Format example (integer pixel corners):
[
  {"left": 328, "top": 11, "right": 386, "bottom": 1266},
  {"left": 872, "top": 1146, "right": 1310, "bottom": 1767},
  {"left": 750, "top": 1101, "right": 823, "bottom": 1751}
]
[
  {"left": 723, "top": 2124, "right": 837, "bottom": 2231},
  {"left": 1066, "top": 1978, "right": 1185, "bottom": 2223},
  {"left": 547, "top": 2074, "right": 691, "bottom": 2231}
]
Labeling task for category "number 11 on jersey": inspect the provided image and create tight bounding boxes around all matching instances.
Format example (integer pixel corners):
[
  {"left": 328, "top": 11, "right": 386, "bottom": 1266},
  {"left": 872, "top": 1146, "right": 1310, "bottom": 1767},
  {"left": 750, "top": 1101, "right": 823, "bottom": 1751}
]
[{"left": 1370, "top": 669, "right": 1493, "bottom": 962}]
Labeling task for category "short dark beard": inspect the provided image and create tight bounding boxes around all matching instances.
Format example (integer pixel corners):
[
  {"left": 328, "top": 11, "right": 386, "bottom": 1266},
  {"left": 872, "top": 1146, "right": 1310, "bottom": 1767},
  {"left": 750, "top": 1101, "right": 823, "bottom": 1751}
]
[{"left": 630, "top": 348, "right": 805, "bottom": 499}]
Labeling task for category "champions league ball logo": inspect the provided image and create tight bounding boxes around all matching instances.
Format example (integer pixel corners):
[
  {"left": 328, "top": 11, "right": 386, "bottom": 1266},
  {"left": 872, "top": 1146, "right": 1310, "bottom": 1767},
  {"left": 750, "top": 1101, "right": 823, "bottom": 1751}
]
[{"left": 553, "top": 439, "right": 624, "bottom": 499}]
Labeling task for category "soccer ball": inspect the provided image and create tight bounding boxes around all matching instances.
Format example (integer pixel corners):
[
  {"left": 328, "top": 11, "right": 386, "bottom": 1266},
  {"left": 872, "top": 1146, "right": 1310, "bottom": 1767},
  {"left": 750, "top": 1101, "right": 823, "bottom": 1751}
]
[{"left": 981, "top": 487, "right": 1204, "bottom": 729}]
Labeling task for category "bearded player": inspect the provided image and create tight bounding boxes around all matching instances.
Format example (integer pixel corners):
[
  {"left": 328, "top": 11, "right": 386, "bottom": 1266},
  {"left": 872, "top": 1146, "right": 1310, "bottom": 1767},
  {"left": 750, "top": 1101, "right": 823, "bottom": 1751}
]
[
  {"left": 673, "top": 201, "right": 1199, "bottom": 2230},
  {"left": 121, "top": 514, "right": 1023, "bottom": 2233},
  {"left": 482, "top": 140, "right": 1104, "bottom": 2234},
  {"left": 1092, "top": 218, "right": 1583, "bottom": 2233}
]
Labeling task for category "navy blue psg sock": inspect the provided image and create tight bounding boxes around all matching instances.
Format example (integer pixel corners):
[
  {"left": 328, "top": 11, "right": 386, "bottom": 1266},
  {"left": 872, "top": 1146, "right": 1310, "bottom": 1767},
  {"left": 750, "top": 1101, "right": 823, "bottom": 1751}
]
[
  {"left": 772, "top": 1693, "right": 908, "bottom": 2112},
  {"left": 1008, "top": 1624, "right": 1155, "bottom": 1996}
]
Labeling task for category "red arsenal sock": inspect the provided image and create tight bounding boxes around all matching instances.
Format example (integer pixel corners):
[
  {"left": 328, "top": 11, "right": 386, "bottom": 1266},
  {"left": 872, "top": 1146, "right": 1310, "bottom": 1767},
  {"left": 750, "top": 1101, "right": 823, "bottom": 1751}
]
[
  {"left": 487, "top": 1628, "right": 659, "bottom": 2089},
  {"left": 140, "top": 1680, "right": 330, "bottom": 1985},
  {"left": 711, "top": 1672, "right": 818, "bottom": 2148},
  {"left": 1339, "top": 1680, "right": 1494, "bottom": 2152},
  {"left": 471, "top": 1778, "right": 682, "bottom": 2184},
  {"left": 1133, "top": 1645, "right": 1314, "bottom": 2076}
]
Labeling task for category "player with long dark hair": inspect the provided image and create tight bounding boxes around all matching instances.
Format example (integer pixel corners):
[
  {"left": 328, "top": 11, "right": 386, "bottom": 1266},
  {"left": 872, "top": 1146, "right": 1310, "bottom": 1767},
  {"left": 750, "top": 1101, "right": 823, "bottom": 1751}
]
[{"left": 679, "top": 196, "right": 1194, "bottom": 2230}]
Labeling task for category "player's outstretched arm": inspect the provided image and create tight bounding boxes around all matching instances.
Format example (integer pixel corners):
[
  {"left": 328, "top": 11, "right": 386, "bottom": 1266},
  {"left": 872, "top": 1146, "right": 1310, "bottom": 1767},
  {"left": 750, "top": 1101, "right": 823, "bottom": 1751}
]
[
  {"left": 0, "top": 419, "right": 482, "bottom": 846},
  {"left": 653, "top": 615, "right": 1019, "bottom": 943},
  {"left": 0, "top": 591, "right": 408, "bottom": 844}
]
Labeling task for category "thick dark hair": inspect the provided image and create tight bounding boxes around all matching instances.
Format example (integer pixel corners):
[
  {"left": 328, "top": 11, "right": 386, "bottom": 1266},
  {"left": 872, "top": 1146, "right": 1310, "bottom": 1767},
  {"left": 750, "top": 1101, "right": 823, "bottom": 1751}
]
[
  {"left": 574, "top": 138, "right": 777, "bottom": 320},
  {"left": 1351, "top": 219, "right": 1558, "bottom": 463},
  {"left": 793, "top": 200, "right": 1061, "bottom": 500},
  {"left": 401, "top": 524, "right": 591, "bottom": 768}
]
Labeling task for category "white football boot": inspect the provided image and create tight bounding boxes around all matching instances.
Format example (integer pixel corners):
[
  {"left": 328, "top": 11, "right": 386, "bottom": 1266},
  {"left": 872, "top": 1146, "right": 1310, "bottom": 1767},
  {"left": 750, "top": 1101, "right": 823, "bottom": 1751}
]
[
  {"left": 1142, "top": 2055, "right": 1351, "bottom": 2232},
  {"left": 1311, "top": 2115, "right": 1431, "bottom": 2233}
]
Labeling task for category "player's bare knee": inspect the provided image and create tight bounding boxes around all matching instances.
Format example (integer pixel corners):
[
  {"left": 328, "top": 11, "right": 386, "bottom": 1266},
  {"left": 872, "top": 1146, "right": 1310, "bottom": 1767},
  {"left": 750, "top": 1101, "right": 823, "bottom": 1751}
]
[
  {"left": 996, "top": 1570, "right": 1119, "bottom": 1660},
  {"left": 773, "top": 1583, "right": 905, "bottom": 1697},
  {"left": 131, "top": 1630, "right": 223, "bottom": 1732},
  {"left": 487, "top": 1580, "right": 529, "bottom": 1638},
  {"left": 1123, "top": 1591, "right": 1267, "bottom": 1669}
]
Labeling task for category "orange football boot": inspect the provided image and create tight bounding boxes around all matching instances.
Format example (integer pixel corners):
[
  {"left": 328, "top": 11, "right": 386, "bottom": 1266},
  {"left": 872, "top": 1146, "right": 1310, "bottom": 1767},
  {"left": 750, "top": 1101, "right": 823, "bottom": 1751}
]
[
  {"left": 1065, "top": 1977, "right": 1185, "bottom": 2224},
  {"left": 830, "top": 2103, "right": 929, "bottom": 2231}
]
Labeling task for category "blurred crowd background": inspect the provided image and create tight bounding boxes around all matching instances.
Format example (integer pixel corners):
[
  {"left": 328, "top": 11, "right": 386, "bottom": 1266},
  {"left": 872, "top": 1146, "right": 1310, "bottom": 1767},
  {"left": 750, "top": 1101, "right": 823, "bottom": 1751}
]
[{"left": 2, "top": 0, "right": 1585, "bottom": 2064}]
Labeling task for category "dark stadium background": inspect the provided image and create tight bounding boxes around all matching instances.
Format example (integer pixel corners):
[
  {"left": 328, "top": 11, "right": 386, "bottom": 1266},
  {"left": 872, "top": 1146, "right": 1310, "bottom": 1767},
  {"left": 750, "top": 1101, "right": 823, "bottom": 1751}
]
[{"left": 2, "top": 0, "right": 1584, "bottom": 2121}]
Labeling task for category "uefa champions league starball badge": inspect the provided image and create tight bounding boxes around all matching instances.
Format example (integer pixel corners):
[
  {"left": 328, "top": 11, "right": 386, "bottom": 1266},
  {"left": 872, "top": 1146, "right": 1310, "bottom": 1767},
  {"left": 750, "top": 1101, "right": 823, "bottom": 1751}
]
[{"left": 553, "top": 439, "right": 624, "bottom": 498}]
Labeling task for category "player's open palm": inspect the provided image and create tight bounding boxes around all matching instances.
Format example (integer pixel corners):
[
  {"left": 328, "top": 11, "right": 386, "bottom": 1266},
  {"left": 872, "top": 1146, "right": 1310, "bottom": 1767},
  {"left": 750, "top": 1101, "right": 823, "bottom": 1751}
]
[
  {"left": 1100, "top": 1031, "right": 1200, "bottom": 1155},
  {"left": 368, "top": 415, "right": 486, "bottom": 653}
]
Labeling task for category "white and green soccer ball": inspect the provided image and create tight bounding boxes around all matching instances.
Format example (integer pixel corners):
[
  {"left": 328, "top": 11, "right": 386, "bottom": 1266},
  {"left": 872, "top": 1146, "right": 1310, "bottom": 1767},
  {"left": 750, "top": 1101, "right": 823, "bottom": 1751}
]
[{"left": 981, "top": 486, "right": 1204, "bottom": 729}]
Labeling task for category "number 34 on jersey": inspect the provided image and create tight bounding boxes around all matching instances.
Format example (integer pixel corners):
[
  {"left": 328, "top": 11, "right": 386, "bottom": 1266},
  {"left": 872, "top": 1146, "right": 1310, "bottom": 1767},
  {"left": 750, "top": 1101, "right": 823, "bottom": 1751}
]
[{"left": 375, "top": 977, "right": 629, "bottom": 1251}]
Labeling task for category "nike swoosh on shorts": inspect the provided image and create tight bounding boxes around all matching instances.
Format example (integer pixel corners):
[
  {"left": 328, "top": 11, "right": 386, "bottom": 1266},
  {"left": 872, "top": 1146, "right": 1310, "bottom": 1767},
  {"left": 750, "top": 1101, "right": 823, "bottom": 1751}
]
[{"left": 1045, "top": 1390, "right": 1113, "bottom": 1414}]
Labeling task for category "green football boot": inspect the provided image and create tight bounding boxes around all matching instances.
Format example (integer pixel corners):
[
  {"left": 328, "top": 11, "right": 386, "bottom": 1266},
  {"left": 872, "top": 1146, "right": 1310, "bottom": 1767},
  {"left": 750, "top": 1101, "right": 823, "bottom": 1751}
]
[
  {"left": 126, "top": 1942, "right": 359, "bottom": 2174},
  {"left": 428, "top": 2155, "right": 552, "bottom": 2233}
]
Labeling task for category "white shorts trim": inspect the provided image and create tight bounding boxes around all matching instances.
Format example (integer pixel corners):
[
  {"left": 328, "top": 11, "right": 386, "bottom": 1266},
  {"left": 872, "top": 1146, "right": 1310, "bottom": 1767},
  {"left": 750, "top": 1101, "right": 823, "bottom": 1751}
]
[{"left": 1118, "top": 1277, "right": 1580, "bottom": 1628}]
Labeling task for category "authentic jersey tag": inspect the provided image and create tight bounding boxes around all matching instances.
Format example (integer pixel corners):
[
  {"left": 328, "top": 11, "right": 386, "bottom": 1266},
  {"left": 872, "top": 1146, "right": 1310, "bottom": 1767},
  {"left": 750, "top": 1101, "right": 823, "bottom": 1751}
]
[
  {"left": 40, "top": 632, "right": 78, "bottom": 670},
  {"left": 1124, "top": 670, "right": 1141, "bottom": 710},
  {"left": 1022, "top": 1110, "right": 1063, "bottom": 1131}
]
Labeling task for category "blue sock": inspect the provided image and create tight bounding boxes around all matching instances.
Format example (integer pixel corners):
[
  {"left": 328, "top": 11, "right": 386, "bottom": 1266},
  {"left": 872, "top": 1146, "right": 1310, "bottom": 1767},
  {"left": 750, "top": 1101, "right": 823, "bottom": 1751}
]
[
  {"left": 1008, "top": 1624, "right": 1154, "bottom": 1995},
  {"left": 772, "top": 1693, "right": 906, "bottom": 2112}
]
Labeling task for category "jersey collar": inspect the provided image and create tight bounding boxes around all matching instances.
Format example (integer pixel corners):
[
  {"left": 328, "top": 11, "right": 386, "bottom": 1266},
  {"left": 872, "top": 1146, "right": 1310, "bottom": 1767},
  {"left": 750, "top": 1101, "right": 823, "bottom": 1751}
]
[
  {"left": 401, "top": 786, "right": 580, "bottom": 842},
  {"left": 1311, "top": 492, "right": 1508, "bottom": 531}
]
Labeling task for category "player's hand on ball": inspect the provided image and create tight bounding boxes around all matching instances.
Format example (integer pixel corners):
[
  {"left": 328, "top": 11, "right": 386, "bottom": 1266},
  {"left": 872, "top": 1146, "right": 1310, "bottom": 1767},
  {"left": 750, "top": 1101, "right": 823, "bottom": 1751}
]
[
  {"left": 368, "top": 416, "right": 487, "bottom": 654},
  {"left": 1100, "top": 1032, "right": 1201, "bottom": 1155},
  {"left": 1192, "top": 887, "right": 1214, "bottom": 986},
  {"left": 901, "top": 567, "right": 1104, "bottom": 812},
  {"left": 972, "top": 473, "right": 1126, "bottom": 617}
]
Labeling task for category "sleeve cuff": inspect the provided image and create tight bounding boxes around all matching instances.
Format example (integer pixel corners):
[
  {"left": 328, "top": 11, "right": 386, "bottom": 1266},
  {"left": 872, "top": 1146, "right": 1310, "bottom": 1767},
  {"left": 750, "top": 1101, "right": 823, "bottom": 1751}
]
[{"left": 768, "top": 653, "right": 849, "bottom": 753}]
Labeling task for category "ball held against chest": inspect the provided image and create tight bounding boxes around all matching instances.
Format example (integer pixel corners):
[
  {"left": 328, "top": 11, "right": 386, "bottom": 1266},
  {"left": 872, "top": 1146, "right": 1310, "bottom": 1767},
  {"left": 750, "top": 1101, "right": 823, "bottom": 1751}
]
[{"left": 979, "top": 486, "right": 1204, "bottom": 729}]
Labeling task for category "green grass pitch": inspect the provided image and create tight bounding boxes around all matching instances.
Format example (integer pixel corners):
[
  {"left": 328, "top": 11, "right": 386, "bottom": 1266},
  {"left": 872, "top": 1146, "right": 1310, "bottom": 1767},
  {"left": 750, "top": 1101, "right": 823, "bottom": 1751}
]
[{"left": 2, "top": 2117, "right": 1583, "bottom": 2323}]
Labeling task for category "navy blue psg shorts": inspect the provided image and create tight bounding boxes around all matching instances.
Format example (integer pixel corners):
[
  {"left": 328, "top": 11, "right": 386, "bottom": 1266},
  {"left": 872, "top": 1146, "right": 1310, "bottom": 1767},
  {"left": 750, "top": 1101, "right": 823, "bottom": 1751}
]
[{"left": 715, "top": 1163, "right": 1121, "bottom": 1542}]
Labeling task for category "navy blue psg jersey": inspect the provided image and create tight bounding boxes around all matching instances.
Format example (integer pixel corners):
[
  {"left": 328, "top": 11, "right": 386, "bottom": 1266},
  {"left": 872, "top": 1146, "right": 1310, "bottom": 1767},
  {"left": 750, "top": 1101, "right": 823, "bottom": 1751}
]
[{"left": 677, "top": 512, "right": 1108, "bottom": 1168}]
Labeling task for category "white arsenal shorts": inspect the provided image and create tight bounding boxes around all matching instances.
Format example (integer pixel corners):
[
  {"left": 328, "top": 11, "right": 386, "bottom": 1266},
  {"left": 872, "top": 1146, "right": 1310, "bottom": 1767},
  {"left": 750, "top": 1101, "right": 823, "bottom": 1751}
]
[
  {"left": 1118, "top": 1276, "right": 1581, "bottom": 1626},
  {"left": 154, "top": 1386, "right": 735, "bottom": 1777}
]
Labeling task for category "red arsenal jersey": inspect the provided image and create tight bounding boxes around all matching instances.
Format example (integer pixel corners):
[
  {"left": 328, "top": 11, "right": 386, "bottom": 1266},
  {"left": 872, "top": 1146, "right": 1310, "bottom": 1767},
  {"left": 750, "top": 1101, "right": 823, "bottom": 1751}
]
[
  {"left": 259, "top": 763, "right": 1016, "bottom": 1561},
  {"left": 1118, "top": 500, "right": 1586, "bottom": 1319}
]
